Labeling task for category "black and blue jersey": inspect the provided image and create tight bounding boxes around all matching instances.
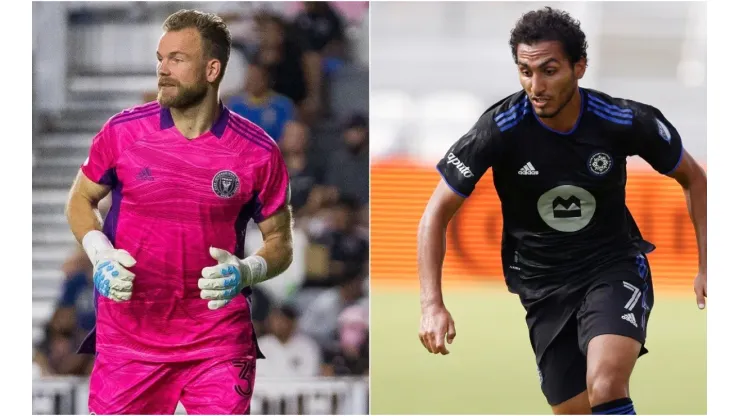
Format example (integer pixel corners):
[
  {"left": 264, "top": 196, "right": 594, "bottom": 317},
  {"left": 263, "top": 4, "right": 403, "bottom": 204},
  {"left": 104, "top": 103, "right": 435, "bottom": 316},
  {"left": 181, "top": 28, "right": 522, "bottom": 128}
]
[{"left": 437, "top": 88, "right": 683, "bottom": 289}]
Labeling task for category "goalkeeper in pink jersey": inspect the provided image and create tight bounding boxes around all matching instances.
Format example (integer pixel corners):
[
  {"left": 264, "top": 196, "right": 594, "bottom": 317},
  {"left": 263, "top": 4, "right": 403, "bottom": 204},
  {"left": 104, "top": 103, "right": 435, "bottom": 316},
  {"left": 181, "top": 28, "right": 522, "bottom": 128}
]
[{"left": 64, "top": 9, "right": 293, "bottom": 415}]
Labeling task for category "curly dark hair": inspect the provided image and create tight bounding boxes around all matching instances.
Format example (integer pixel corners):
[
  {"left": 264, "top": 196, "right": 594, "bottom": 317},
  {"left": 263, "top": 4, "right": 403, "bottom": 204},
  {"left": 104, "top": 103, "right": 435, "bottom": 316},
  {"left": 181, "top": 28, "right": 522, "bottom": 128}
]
[{"left": 509, "top": 7, "right": 588, "bottom": 67}]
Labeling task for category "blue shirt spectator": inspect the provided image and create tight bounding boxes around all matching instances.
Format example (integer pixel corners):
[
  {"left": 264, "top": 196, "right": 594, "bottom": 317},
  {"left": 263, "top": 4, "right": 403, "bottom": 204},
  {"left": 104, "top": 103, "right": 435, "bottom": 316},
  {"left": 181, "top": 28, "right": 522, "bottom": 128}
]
[
  {"left": 58, "top": 270, "right": 96, "bottom": 332},
  {"left": 227, "top": 63, "right": 295, "bottom": 142}
]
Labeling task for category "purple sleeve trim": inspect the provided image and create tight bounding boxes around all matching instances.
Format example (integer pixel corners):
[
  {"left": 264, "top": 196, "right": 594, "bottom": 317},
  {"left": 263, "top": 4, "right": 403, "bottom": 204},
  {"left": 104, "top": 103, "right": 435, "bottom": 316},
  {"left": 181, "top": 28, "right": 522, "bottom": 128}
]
[
  {"left": 436, "top": 166, "right": 470, "bottom": 198},
  {"left": 664, "top": 147, "right": 684, "bottom": 175}
]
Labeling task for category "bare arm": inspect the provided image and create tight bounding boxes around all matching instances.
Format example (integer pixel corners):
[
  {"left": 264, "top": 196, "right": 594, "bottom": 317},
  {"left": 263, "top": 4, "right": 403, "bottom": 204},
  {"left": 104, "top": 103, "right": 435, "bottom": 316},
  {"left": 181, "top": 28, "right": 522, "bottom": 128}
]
[
  {"left": 295, "top": 185, "right": 330, "bottom": 219},
  {"left": 65, "top": 170, "right": 110, "bottom": 244},
  {"left": 667, "top": 151, "right": 707, "bottom": 274},
  {"left": 66, "top": 168, "right": 138, "bottom": 305},
  {"left": 302, "top": 51, "right": 322, "bottom": 99},
  {"left": 254, "top": 206, "right": 294, "bottom": 279},
  {"left": 418, "top": 181, "right": 466, "bottom": 309},
  {"left": 322, "top": 39, "right": 347, "bottom": 60},
  {"left": 664, "top": 149, "right": 707, "bottom": 309},
  {"left": 54, "top": 349, "right": 90, "bottom": 376}
]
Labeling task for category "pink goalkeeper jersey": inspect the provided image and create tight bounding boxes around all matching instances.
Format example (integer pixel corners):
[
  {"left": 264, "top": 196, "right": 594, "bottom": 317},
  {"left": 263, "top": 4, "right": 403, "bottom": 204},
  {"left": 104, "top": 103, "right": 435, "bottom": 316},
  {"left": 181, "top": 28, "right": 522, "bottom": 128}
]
[{"left": 78, "top": 101, "right": 289, "bottom": 362}]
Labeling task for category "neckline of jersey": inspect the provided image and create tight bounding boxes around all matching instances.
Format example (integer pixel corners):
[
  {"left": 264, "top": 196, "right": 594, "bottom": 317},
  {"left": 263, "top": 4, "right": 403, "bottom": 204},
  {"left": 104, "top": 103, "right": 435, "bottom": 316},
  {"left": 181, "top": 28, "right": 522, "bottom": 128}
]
[
  {"left": 159, "top": 101, "right": 230, "bottom": 140},
  {"left": 532, "top": 87, "right": 586, "bottom": 136}
]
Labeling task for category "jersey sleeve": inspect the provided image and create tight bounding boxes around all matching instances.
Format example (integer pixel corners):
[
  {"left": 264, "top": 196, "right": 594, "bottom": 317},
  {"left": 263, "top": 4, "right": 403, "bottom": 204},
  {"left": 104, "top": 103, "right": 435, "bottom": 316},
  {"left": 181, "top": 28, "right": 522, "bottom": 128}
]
[
  {"left": 81, "top": 121, "right": 118, "bottom": 187},
  {"left": 435, "top": 112, "right": 500, "bottom": 197},
  {"left": 629, "top": 105, "right": 684, "bottom": 175},
  {"left": 252, "top": 145, "right": 291, "bottom": 223}
]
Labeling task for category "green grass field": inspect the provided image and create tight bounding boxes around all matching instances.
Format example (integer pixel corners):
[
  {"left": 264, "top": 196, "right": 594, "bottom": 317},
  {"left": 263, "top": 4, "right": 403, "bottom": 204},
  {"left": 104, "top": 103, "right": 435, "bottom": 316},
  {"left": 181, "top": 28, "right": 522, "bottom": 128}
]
[{"left": 370, "top": 283, "right": 706, "bottom": 415}]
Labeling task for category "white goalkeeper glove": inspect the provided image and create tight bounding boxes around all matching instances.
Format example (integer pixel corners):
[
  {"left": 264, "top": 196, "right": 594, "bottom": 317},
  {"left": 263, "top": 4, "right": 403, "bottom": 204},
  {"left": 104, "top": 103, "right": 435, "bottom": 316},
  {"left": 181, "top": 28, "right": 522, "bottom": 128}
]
[
  {"left": 83, "top": 230, "right": 136, "bottom": 302},
  {"left": 199, "top": 247, "right": 267, "bottom": 310}
]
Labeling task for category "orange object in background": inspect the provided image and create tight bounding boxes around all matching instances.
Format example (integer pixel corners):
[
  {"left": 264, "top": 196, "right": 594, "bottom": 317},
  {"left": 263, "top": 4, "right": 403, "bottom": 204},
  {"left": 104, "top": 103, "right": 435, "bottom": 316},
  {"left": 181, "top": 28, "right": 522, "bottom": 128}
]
[{"left": 371, "top": 158, "right": 699, "bottom": 288}]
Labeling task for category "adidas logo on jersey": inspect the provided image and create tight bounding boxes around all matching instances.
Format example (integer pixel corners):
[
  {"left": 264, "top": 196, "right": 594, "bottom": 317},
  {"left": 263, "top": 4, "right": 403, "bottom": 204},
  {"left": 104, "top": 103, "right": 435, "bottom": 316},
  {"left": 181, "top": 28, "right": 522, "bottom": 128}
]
[
  {"left": 136, "top": 167, "right": 154, "bottom": 181},
  {"left": 621, "top": 313, "right": 638, "bottom": 328},
  {"left": 447, "top": 153, "right": 474, "bottom": 178},
  {"left": 518, "top": 162, "right": 539, "bottom": 175}
]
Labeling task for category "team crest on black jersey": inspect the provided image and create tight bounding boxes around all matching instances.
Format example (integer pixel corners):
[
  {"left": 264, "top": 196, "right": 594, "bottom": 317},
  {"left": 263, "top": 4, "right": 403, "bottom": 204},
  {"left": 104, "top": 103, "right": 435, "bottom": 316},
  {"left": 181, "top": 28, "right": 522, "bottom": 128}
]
[
  {"left": 587, "top": 152, "right": 613, "bottom": 176},
  {"left": 212, "top": 170, "right": 240, "bottom": 198},
  {"left": 537, "top": 185, "right": 596, "bottom": 232}
]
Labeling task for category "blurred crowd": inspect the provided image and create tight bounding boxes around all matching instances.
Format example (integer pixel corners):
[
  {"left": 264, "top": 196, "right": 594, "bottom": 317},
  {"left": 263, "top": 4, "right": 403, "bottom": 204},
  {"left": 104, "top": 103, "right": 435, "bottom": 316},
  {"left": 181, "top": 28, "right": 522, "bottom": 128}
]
[{"left": 34, "top": 1, "right": 369, "bottom": 381}]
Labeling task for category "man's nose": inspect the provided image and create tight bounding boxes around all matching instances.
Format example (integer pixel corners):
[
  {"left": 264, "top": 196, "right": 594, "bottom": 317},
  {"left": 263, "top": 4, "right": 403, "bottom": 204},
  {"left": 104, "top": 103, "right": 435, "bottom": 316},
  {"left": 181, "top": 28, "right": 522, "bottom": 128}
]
[
  {"left": 531, "top": 73, "right": 547, "bottom": 96},
  {"left": 157, "top": 61, "right": 170, "bottom": 77}
]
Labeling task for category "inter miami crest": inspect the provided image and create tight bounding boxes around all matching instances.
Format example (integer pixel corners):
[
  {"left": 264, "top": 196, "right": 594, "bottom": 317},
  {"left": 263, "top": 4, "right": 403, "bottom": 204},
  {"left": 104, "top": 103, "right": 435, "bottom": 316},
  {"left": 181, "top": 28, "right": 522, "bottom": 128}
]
[{"left": 212, "top": 170, "right": 240, "bottom": 198}]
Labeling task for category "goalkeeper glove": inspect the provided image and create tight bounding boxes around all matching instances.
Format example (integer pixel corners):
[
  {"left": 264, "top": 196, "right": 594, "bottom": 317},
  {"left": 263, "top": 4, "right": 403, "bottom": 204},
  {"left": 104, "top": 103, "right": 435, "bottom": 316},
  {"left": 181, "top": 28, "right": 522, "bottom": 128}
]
[
  {"left": 83, "top": 230, "right": 136, "bottom": 301},
  {"left": 199, "top": 247, "right": 267, "bottom": 310}
]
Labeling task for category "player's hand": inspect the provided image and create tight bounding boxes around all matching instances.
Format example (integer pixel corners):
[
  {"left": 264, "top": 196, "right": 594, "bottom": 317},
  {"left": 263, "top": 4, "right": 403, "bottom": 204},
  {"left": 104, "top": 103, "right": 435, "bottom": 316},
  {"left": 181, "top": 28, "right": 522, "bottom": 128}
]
[
  {"left": 694, "top": 271, "right": 707, "bottom": 310},
  {"left": 418, "top": 304, "right": 456, "bottom": 355},
  {"left": 92, "top": 249, "right": 136, "bottom": 302},
  {"left": 199, "top": 247, "right": 250, "bottom": 310}
]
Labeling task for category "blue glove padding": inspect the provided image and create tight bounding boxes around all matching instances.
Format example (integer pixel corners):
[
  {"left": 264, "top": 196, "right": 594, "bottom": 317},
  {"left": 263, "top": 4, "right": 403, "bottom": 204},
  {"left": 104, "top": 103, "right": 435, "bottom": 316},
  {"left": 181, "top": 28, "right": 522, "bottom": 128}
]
[
  {"left": 199, "top": 247, "right": 250, "bottom": 310},
  {"left": 92, "top": 249, "right": 136, "bottom": 301}
]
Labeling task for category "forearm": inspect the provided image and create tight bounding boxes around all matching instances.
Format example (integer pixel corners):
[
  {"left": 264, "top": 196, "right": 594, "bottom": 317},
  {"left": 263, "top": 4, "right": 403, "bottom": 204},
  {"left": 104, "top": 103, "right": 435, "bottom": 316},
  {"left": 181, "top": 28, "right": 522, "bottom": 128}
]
[
  {"left": 250, "top": 207, "right": 295, "bottom": 280},
  {"left": 56, "top": 353, "right": 88, "bottom": 375},
  {"left": 303, "top": 52, "right": 322, "bottom": 98},
  {"left": 65, "top": 192, "right": 104, "bottom": 244},
  {"left": 322, "top": 39, "right": 346, "bottom": 59},
  {"left": 684, "top": 174, "right": 707, "bottom": 273},
  {"left": 253, "top": 234, "right": 293, "bottom": 279},
  {"left": 418, "top": 213, "right": 448, "bottom": 308}
]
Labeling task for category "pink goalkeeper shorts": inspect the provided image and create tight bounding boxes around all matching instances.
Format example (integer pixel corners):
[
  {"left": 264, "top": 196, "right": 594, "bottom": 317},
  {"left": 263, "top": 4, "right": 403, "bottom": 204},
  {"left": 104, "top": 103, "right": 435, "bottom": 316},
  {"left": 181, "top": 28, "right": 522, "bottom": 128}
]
[{"left": 88, "top": 352, "right": 256, "bottom": 415}]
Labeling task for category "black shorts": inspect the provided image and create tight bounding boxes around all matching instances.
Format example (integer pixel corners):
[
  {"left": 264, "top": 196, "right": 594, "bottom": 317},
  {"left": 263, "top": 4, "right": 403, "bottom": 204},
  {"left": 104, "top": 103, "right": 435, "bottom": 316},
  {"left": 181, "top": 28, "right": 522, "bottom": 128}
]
[{"left": 515, "top": 254, "right": 654, "bottom": 406}]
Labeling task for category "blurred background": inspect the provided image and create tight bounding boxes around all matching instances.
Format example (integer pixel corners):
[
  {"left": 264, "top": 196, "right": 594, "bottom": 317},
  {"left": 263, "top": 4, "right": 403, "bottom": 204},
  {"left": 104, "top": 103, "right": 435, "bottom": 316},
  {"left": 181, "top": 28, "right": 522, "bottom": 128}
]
[
  {"left": 370, "top": 1, "right": 706, "bottom": 415},
  {"left": 32, "top": 2, "right": 368, "bottom": 414}
]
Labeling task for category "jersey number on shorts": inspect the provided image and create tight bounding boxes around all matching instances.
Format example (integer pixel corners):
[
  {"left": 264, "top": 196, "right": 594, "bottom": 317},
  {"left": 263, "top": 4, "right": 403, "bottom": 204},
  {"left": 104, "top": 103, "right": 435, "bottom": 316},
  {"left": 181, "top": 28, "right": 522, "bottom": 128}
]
[
  {"left": 622, "top": 281, "right": 642, "bottom": 311},
  {"left": 231, "top": 359, "right": 255, "bottom": 398}
]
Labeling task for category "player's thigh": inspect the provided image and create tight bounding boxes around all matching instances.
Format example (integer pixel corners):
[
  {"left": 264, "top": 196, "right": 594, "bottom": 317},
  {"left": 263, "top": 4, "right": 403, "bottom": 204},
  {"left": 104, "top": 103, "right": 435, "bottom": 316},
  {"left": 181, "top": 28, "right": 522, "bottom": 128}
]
[
  {"left": 551, "top": 390, "right": 590, "bottom": 415},
  {"left": 585, "top": 333, "right": 641, "bottom": 399},
  {"left": 576, "top": 254, "right": 654, "bottom": 359},
  {"left": 88, "top": 353, "right": 181, "bottom": 415},
  {"left": 180, "top": 355, "right": 256, "bottom": 415},
  {"left": 535, "top": 316, "right": 589, "bottom": 409}
]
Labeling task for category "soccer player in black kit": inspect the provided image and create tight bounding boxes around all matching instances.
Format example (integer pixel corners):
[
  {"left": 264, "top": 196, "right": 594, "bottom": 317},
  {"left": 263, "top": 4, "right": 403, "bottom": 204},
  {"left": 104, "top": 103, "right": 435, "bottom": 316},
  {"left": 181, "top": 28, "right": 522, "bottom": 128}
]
[{"left": 417, "top": 7, "right": 707, "bottom": 415}]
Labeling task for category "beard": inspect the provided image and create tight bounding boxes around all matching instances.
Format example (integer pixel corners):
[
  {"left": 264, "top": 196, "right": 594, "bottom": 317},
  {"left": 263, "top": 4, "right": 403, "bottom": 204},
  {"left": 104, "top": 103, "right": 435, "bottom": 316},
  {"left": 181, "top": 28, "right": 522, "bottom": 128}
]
[{"left": 157, "top": 79, "right": 208, "bottom": 109}]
